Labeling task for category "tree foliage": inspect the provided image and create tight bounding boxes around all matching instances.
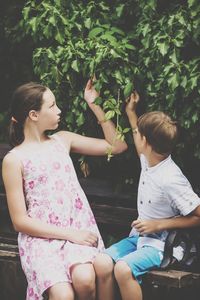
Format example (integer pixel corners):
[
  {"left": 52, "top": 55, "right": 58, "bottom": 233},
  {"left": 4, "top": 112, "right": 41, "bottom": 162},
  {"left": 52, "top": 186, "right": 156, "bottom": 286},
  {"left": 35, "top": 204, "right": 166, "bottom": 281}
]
[{"left": 1, "top": 0, "right": 200, "bottom": 185}]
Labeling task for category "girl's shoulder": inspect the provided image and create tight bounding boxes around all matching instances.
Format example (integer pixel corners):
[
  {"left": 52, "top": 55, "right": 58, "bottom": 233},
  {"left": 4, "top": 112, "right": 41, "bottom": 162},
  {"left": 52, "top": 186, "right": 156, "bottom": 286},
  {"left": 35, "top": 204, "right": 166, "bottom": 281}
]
[
  {"left": 52, "top": 131, "right": 72, "bottom": 152},
  {"left": 2, "top": 149, "right": 22, "bottom": 171}
]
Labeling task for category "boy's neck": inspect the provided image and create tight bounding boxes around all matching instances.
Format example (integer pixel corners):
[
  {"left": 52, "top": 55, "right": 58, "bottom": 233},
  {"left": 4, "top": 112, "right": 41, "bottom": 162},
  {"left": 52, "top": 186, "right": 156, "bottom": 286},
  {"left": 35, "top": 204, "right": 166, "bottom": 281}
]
[{"left": 145, "top": 152, "right": 169, "bottom": 167}]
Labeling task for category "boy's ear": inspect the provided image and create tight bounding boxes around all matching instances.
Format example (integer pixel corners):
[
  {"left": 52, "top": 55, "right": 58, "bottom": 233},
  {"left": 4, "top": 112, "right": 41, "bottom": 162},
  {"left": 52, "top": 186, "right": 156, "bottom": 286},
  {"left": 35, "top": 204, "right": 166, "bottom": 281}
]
[
  {"left": 142, "top": 135, "right": 151, "bottom": 150},
  {"left": 141, "top": 135, "right": 147, "bottom": 145},
  {"left": 29, "top": 110, "right": 39, "bottom": 121}
]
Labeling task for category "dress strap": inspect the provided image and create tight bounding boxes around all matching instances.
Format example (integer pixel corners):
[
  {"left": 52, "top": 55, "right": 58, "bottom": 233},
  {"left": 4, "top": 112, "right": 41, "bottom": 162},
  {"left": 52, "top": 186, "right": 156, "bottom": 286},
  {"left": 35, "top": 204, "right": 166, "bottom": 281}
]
[{"left": 50, "top": 133, "right": 70, "bottom": 153}]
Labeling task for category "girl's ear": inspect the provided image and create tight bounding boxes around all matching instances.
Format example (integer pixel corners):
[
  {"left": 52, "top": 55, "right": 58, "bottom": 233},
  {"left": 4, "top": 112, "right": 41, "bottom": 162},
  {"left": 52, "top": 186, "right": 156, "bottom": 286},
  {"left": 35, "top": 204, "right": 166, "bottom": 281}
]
[{"left": 28, "top": 110, "right": 39, "bottom": 121}]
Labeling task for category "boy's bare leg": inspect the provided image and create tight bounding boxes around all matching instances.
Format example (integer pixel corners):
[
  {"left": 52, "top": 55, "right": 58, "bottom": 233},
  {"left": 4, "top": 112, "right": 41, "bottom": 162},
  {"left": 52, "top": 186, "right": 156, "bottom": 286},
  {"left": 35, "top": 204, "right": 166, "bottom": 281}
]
[
  {"left": 114, "top": 261, "right": 142, "bottom": 300},
  {"left": 93, "top": 253, "right": 117, "bottom": 300}
]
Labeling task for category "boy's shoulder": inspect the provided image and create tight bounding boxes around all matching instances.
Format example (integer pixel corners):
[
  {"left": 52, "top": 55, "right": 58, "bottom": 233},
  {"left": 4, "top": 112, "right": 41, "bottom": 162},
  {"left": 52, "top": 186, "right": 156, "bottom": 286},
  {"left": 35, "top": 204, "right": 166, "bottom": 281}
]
[{"left": 142, "top": 154, "right": 188, "bottom": 187}]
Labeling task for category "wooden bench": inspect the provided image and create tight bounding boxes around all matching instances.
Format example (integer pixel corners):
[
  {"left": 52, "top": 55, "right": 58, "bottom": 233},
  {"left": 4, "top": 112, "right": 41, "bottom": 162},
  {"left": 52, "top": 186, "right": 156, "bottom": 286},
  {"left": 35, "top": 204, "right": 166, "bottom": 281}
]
[{"left": 1, "top": 144, "right": 200, "bottom": 300}]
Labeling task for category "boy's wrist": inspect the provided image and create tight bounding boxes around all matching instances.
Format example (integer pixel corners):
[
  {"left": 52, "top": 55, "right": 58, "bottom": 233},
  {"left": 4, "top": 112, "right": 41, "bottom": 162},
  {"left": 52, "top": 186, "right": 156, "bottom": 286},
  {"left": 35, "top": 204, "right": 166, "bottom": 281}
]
[
  {"left": 132, "top": 127, "right": 138, "bottom": 134},
  {"left": 126, "top": 109, "right": 136, "bottom": 116}
]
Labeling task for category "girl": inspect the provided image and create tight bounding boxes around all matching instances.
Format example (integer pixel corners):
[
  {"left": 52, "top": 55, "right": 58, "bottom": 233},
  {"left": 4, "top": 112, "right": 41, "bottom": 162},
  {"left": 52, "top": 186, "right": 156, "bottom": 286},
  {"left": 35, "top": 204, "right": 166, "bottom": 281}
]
[{"left": 2, "top": 79, "right": 127, "bottom": 300}]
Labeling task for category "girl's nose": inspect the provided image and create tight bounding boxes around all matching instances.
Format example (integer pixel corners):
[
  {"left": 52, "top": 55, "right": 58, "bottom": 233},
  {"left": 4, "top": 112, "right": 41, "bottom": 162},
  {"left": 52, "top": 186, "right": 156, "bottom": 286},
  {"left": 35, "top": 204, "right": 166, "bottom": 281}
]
[{"left": 57, "top": 106, "right": 61, "bottom": 114}]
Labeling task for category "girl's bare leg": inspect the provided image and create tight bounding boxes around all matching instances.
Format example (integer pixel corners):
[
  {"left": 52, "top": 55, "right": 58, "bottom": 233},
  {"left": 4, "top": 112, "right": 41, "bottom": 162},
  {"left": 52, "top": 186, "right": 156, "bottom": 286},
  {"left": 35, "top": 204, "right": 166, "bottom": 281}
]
[
  {"left": 48, "top": 282, "right": 74, "bottom": 300},
  {"left": 93, "top": 253, "right": 117, "bottom": 300},
  {"left": 71, "top": 263, "right": 96, "bottom": 300},
  {"left": 114, "top": 261, "right": 142, "bottom": 300}
]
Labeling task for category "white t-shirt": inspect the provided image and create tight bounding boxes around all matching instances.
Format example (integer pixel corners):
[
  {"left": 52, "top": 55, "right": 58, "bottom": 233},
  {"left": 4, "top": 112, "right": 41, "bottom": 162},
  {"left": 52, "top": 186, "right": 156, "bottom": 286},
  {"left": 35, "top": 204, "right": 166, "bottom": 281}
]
[{"left": 129, "top": 154, "right": 200, "bottom": 260}]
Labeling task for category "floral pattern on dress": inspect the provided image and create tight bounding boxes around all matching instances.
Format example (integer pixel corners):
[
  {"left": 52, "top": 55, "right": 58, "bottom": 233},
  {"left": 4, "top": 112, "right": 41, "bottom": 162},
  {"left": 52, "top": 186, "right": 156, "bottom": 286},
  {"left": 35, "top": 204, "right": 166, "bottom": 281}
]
[{"left": 12, "top": 135, "right": 104, "bottom": 300}]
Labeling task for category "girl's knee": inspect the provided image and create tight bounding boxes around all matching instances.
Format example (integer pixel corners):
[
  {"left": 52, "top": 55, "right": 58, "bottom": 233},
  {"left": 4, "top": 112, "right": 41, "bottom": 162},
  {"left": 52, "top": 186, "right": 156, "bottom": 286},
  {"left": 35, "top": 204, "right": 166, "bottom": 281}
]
[
  {"left": 48, "top": 283, "right": 74, "bottom": 300},
  {"left": 93, "top": 253, "right": 114, "bottom": 278},
  {"left": 72, "top": 264, "right": 95, "bottom": 293},
  {"left": 114, "top": 260, "right": 133, "bottom": 283}
]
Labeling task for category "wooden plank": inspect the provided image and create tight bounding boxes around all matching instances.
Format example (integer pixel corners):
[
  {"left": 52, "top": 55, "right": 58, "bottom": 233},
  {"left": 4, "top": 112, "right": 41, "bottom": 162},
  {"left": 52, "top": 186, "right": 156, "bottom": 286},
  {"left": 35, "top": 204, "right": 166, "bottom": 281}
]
[
  {"left": 90, "top": 203, "right": 137, "bottom": 226},
  {"left": 0, "top": 192, "right": 7, "bottom": 209},
  {"left": 144, "top": 269, "right": 200, "bottom": 288},
  {"left": 80, "top": 177, "right": 137, "bottom": 205}
]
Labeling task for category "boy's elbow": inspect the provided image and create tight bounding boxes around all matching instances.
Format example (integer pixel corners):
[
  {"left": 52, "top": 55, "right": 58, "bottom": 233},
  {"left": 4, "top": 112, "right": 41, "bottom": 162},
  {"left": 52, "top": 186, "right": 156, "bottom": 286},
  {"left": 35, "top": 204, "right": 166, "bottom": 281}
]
[{"left": 192, "top": 205, "right": 200, "bottom": 218}]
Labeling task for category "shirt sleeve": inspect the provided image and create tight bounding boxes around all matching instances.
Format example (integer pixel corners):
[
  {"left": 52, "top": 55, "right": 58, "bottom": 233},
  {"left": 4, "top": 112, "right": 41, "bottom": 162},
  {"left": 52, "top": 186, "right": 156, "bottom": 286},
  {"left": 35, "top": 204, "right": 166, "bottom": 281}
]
[{"left": 165, "top": 172, "right": 200, "bottom": 216}]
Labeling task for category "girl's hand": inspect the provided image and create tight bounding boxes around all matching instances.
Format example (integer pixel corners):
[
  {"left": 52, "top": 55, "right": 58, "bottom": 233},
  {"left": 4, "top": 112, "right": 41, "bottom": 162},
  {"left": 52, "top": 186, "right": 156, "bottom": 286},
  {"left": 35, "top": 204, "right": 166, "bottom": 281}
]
[
  {"left": 69, "top": 229, "right": 99, "bottom": 247},
  {"left": 131, "top": 219, "right": 162, "bottom": 234},
  {"left": 125, "top": 91, "right": 140, "bottom": 115},
  {"left": 84, "top": 78, "right": 99, "bottom": 104}
]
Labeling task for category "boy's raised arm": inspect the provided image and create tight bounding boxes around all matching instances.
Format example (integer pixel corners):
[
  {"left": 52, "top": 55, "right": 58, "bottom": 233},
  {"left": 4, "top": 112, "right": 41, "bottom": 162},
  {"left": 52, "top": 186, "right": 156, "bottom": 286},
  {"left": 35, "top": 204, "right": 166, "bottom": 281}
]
[{"left": 125, "top": 91, "right": 141, "bottom": 155}]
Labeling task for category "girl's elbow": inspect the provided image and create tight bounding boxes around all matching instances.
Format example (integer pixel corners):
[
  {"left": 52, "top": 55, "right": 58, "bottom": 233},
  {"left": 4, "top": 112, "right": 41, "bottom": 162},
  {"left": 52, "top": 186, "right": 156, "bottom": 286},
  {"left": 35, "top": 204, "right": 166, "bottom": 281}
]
[
  {"left": 12, "top": 216, "right": 27, "bottom": 232},
  {"left": 13, "top": 223, "right": 20, "bottom": 232},
  {"left": 113, "top": 143, "right": 128, "bottom": 154}
]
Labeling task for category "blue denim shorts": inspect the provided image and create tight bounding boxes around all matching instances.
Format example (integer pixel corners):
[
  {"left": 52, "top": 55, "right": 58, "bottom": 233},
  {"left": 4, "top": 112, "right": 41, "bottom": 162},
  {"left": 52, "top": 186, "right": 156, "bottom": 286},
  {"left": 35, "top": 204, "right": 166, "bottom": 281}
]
[{"left": 105, "top": 235, "right": 163, "bottom": 283}]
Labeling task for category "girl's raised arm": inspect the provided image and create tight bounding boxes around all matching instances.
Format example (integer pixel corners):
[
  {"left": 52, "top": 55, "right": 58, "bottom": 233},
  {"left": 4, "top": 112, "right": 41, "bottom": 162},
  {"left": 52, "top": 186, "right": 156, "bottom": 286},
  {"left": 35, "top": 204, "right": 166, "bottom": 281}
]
[{"left": 57, "top": 78, "right": 127, "bottom": 155}]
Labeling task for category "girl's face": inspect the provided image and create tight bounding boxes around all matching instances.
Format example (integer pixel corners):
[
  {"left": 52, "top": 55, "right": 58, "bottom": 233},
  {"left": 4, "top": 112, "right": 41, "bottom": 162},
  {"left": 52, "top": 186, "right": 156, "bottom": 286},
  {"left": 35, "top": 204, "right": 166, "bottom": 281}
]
[{"left": 37, "top": 88, "right": 61, "bottom": 130}]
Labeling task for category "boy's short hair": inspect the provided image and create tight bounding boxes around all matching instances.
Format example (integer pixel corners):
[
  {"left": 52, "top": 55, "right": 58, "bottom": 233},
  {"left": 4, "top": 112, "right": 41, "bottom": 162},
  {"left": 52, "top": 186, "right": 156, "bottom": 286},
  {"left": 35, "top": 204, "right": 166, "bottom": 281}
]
[{"left": 137, "top": 111, "right": 178, "bottom": 155}]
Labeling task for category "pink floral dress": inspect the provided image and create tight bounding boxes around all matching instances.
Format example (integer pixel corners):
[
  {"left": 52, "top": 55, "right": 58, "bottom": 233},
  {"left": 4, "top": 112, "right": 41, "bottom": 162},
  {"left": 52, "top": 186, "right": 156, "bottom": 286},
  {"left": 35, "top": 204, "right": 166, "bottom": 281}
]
[{"left": 11, "top": 135, "right": 104, "bottom": 300}]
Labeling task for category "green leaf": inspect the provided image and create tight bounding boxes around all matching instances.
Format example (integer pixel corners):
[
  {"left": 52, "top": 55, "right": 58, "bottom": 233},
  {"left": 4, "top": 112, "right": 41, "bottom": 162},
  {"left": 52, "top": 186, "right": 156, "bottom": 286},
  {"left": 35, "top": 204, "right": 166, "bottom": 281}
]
[
  {"left": 124, "top": 43, "right": 136, "bottom": 50},
  {"left": 29, "top": 17, "right": 37, "bottom": 33},
  {"left": 180, "top": 76, "right": 187, "bottom": 88},
  {"left": 55, "top": 31, "right": 64, "bottom": 44},
  {"left": 110, "top": 27, "right": 125, "bottom": 36},
  {"left": 105, "top": 110, "right": 115, "bottom": 120},
  {"left": 94, "top": 96, "right": 103, "bottom": 105},
  {"left": 116, "top": 4, "right": 125, "bottom": 17},
  {"left": 88, "top": 27, "right": 104, "bottom": 38},
  {"left": 110, "top": 49, "right": 121, "bottom": 58},
  {"left": 158, "top": 42, "right": 169, "bottom": 56},
  {"left": 123, "top": 128, "right": 131, "bottom": 133},
  {"left": 84, "top": 18, "right": 91, "bottom": 29},
  {"left": 124, "top": 82, "right": 134, "bottom": 98},
  {"left": 71, "top": 60, "right": 79, "bottom": 72},
  {"left": 168, "top": 73, "right": 180, "bottom": 90},
  {"left": 49, "top": 16, "right": 56, "bottom": 26},
  {"left": 76, "top": 112, "right": 85, "bottom": 126},
  {"left": 170, "top": 50, "right": 178, "bottom": 64},
  {"left": 101, "top": 33, "right": 117, "bottom": 43},
  {"left": 188, "top": 0, "right": 196, "bottom": 7}
]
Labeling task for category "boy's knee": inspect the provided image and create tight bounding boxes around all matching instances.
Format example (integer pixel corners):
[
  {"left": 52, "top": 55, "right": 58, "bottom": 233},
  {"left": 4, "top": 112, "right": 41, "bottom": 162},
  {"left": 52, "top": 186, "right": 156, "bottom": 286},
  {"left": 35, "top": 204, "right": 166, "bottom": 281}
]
[
  {"left": 93, "top": 253, "right": 114, "bottom": 278},
  {"left": 114, "top": 260, "right": 132, "bottom": 283}
]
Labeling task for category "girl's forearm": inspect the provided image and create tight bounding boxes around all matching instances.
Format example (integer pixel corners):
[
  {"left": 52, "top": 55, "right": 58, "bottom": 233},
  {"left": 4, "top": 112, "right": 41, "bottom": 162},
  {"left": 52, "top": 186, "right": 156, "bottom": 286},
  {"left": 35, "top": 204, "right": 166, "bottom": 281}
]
[
  {"left": 13, "top": 215, "right": 74, "bottom": 240},
  {"left": 89, "top": 103, "right": 127, "bottom": 153}
]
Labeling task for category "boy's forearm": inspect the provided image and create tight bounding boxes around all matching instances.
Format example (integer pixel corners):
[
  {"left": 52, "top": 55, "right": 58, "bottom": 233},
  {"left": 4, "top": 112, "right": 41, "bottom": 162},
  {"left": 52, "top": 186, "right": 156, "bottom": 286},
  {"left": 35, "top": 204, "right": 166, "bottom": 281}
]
[
  {"left": 159, "top": 215, "right": 200, "bottom": 231},
  {"left": 127, "top": 110, "right": 138, "bottom": 129}
]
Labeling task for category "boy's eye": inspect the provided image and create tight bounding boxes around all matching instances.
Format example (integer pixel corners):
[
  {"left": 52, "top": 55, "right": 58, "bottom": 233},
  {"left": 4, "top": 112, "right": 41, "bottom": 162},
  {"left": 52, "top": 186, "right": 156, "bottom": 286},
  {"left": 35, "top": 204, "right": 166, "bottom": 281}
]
[{"left": 50, "top": 103, "right": 55, "bottom": 108}]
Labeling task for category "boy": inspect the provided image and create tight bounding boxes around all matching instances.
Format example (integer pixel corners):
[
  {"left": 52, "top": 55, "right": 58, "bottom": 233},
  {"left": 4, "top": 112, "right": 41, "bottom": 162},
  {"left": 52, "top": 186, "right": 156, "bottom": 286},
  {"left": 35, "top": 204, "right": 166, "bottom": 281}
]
[{"left": 93, "top": 91, "right": 200, "bottom": 300}]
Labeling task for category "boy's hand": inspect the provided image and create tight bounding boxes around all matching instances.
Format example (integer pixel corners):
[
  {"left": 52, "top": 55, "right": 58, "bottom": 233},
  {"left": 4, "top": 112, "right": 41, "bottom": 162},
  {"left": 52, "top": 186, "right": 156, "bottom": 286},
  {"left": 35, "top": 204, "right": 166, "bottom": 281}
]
[
  {"left": 84, "top": 78, "right": 99, "bottom": 105},
  {"left": 125, "top": 91, "right": 140, "bottom": 115},
  {"left": 131, "top": 219, "right": 162, "bottom": 234}
]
